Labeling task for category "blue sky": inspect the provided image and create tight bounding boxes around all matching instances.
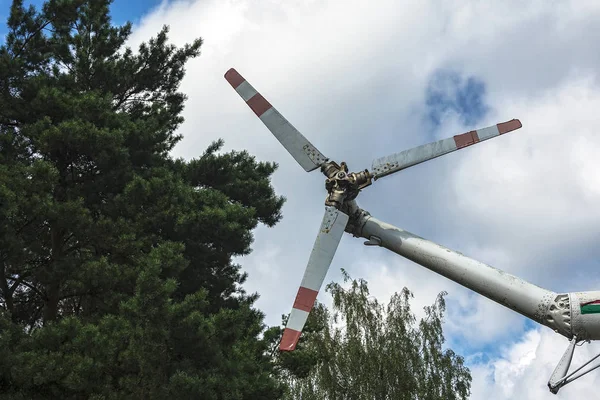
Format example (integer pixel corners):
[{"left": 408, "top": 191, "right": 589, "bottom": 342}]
[
  {"left": 425, "top": 69, "right": 489, "bottom": 129},
  {"left": 111, "top": 0, "right": 162, "bottom": 25},
  {"left": 0, "top": 0, "right": 161, "bottom": 35}
]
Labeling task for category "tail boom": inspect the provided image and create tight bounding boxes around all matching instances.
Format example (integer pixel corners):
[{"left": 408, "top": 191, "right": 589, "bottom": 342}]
[{"left": 355, "top": 211, "right": 600, "bottom": 341}]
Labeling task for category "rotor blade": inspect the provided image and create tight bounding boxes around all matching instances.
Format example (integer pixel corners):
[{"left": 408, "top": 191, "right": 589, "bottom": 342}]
[
  {"left": 224, "top": 68, "right": 328, "bottom": 172},
  {"left": 371, "top": 119, "right": 522, "bottom": 180},
  {"left": 279, "top": 206, "right": 349, "bottom": 351}
]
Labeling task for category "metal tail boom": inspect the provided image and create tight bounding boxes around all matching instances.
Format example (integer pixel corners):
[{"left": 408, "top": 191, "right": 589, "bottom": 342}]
[{"left": 353, "top": 210, "right": 600, "bottom": 342}]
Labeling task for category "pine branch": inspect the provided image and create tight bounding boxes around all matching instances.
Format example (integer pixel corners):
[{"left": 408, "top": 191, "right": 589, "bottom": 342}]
[{"left": 12, "top": 19, "right": 51, "bottom": 60}]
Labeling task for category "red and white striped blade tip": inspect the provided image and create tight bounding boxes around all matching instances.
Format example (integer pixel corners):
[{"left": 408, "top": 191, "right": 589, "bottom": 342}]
[
  {"left": 224, "top": 68, "right": 245, "bottom": 89},
  {"left": 224, "top": 68, "right": 273, "bottom": 117},
  {"left": 279, "top": 328, "right": 301, "bottom": 351},
  {"left": 223, "top": 67, "right": 327, "bottom": 172},
  {"left": 279, "top": 286, "right": 320, "bottom": 351},
  {"left": 497, "top": 119, "right": 522, "bottom": 133}
]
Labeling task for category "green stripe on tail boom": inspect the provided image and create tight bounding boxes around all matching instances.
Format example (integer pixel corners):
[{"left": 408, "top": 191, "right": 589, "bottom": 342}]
[{"left": 581, "top": 300, "right": 600, "bottom": 315}]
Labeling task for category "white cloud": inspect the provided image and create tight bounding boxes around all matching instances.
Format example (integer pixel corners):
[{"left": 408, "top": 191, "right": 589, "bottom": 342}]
[
  {"left": 448, "top": 77, "right": 600, "bottom": 289},
  {"left": 129, "top": 0, "right": 600, "bottom": 396},
  {"left": 470, "top": 328, "right": 600, "bottom": 399}
]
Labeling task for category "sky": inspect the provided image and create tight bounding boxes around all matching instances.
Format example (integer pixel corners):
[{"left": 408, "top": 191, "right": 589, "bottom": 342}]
[{"left": 5, "top": 0, "right": 600, "bottom": 398}]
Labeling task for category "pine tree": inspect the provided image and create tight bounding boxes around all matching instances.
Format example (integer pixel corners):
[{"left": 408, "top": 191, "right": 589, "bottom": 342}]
[
  {"left": 269, "top": 270, "right": 472, "bottom": 400},
  {"left": 0, "top": 1, "right": 285, "bottom": 398}
]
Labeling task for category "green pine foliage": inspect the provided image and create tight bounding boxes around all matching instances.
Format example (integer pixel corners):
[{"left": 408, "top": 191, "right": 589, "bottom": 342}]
[
  {"left": 0, "top": 1, "right": 285, "bottom": 398},
  {"left": 270, "top": 270, "right": 472, "bottom": 400}
]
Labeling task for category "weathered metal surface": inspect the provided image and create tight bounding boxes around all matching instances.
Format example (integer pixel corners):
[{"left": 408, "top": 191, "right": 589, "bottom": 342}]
[
  {"left": 454, "top": 130, "right": 480, "bottom": 148},
  {"left": 323, "top": 162, "right": 373, "bottom": 207},
  {"left": 352, "top": 212, "right": 585, "bottom": 339},
  {"left": 370, "top": 119, "right": 522, "bottom": 180},
  {"left": 299, "top": 207, "right": 349, "bottom": 291},
  {"left": 224, "top": 68, "right": 328, "bottom": 172},
  {"left": 371, "top": 136, "right": 457, "bottom": 179},
  {"left": 280, "top": 206, "right": 349, "bottom": 351},
  {"left": 545, "top": 293, "right": 572, "bottom": 338},
  {"left": 497, "top": 119, "right": 522, "bottom": 134},
  {"left": 303, "top": 143, "right": 328, "bottom": 166},
  {"left": 569, "top": 292, "right": 600, "bottom": 341}
]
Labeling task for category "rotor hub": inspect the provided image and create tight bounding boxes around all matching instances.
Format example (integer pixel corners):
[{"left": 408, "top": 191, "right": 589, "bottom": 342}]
[{"left": 321, "top": 161, "right": 372, "bottom": 208}]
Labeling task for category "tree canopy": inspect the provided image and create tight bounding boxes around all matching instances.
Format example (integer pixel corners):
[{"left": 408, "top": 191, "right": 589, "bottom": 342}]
[
  {"left": 270, "top": 270, "right": 472, "bottom": 400},
  {"left": 0, "top": 1, "right": 472, "bottom": 398},
  {"left": 0, "top": 0, "right": 285, "bottom": 398}
]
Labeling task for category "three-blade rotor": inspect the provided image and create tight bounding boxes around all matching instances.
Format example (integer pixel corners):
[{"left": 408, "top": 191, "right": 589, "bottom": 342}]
[{"left": 224, "top": 67, "right": 523, "bottom": 351}]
